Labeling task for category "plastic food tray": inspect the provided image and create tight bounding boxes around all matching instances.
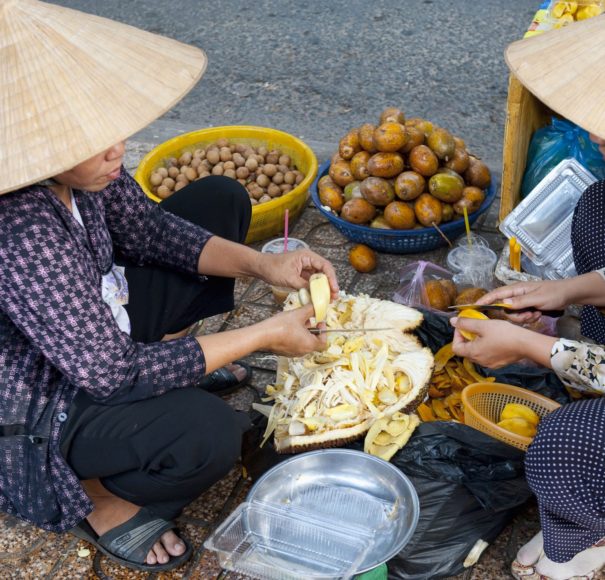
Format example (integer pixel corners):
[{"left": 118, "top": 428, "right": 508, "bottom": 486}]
[
  {"left": 499, "top": 158, "right": 597, "bottom": 279},
  {"left": 204, "top": 501, "right": 373, "bottom": 580},
  {"left": 311, "top": 161, "right": 496, "bottom": 254}
]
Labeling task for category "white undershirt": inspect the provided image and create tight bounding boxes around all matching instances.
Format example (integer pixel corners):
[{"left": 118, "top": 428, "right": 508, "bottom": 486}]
[{"left": 71, "top": 193, "right": 131, "bottom": 335}]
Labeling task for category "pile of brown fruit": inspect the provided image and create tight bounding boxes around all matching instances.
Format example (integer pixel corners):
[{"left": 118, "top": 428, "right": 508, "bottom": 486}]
[
  {"left": 318, "top": 107, "right": 492, "bottom": 229},
  {"left": 149, "top": 139, "right": 306, "bottom": 204}
]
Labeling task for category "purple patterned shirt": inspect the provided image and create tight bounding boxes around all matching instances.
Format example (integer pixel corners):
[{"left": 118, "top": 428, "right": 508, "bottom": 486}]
[{"left": 0, "top": 168, "right": 211, "bottom": 532}]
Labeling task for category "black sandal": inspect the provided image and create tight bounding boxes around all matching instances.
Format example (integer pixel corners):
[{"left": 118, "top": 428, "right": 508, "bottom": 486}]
[
  {"left": 70, "top": 507, "right": 192, "bottom": 572},
  {"left": 196, "top": 360, "right": 252, "bottom": 396}
]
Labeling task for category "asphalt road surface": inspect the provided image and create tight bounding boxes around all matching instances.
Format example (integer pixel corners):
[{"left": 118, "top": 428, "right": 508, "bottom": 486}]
[{"left": 54, "top": 0, "right": 538, "bottom": 169}]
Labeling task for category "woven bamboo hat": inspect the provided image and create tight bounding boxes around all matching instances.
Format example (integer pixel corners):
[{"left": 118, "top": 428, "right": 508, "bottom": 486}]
[
  {"left": 0, "top": 0, "right": 207, "bottom": 194},
  {"left": 505, "top": 16, "right": 605, "bottom": 140}
]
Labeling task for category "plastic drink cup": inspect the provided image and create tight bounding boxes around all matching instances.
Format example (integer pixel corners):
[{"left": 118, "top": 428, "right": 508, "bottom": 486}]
[
  {"left": 261, "top": 237, "right": 310, "bottom": 304},
  {"left": 447, "top": 244, "right": 498, "bottom": 289}
]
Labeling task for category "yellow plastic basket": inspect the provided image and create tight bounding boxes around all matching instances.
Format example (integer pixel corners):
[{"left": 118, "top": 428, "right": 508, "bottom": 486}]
[
  {"left": 134, "top": 126, "right": 318, "bottom": 244},
  {"left": 461, "top": 382, "right": 561, "bottom": 451}
]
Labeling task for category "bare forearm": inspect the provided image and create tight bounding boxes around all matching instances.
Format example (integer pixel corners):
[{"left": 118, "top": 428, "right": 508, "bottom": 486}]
[
  {"left": 196, "top": 323, "right": 271, "bottom": 374},
  {"left": 561, "top": 271, "right": 605, "bottom": 307},
  {"left": 197, "top": 236, "right": 262, "bottom": 279},
  {"left": 517, "top": 330, "right": 557, "bottom": 368}
]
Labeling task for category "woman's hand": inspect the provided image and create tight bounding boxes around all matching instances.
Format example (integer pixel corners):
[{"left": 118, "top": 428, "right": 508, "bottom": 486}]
[
  {"left": 450, "top": 317, "right": 556, "bottom": 369},
  {"left": 256, "top": 249, "right": 339, "bottom": 299},
  {"left": 475, "top": 279, "right": 571, "bottom": 324},
  {"left": 260, "top": 303, "right": 328, "bottom": 356}
]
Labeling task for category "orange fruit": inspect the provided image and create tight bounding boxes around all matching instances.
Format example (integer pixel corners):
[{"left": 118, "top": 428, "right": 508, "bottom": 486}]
[{"left": 349, "top": 244, "right": 377, "bottom": 273}]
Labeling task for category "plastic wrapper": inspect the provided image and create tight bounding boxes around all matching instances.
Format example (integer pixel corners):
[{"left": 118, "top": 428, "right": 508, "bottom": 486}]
[
  {"left": 392, "top": 261, "right": 455, "bottom": 316},
  {"left": 521, "top": 118, "right": 605, "bottom": 198}
]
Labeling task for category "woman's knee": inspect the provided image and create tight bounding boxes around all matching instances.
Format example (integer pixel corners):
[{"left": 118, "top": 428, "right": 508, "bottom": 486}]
[{"left": 162, "top": 388, "right": 247, "bottom": 471}]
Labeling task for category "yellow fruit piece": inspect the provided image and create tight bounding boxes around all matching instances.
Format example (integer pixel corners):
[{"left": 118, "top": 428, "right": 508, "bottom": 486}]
[
  {"left": 497, "top": 417, "right": 537, "bottom": 438},
  {"left": 434, "top": 342, "right": 455, "bottom": 372},
  {"left": 500, "top": 403, "right": 540, "bottom": 427},
  {"left": 551, "top": 1, "right": 567, "bottom": 17},
  {"left": 457, "top": 309, "right": 489, "bottom": 341},
  {"left": 576, "top": 4, "right": 603, "bottom": 19},
  {"left": 298, "top": 287, "right": 311, "bottom": 305},
  {"left": 564, "top": 1, "right": 578, "bottom": 15},
  {"left": 309, "top": 273, "right": 331, "bottom": 323}
]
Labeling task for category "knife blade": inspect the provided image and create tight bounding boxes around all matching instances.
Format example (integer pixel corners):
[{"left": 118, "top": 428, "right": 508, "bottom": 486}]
[
  {"left": 448, "top": 303, "right": 563, "bottom": 317},
  {"left": 309, "top": 327, "right": 395, "bottom": 334}
]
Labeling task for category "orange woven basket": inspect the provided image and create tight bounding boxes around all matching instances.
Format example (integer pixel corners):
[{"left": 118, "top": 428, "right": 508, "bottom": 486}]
[{"left": 462, "top": 382, "right": 561, "bottom": 451}]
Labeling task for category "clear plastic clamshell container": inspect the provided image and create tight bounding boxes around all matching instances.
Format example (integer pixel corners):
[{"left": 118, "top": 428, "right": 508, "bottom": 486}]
[
  {"left": 499, "top": 158, "right": 597, "bottom": 280},
  {"left": 204, "top": 500, "right": 374, "bottom": 580}
]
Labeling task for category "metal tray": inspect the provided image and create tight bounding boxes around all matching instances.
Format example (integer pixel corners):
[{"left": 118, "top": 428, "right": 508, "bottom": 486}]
[
  {"left": 246, "top": 449, "right": 420, "bottom": 574},
  {"left": 499, "top": 158, "right": 596, "bottom": 279}
]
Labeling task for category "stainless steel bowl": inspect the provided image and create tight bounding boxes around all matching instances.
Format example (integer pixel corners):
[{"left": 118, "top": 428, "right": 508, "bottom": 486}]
[{"left": 247, "top": 449, "right": 420, "bottom": 574}]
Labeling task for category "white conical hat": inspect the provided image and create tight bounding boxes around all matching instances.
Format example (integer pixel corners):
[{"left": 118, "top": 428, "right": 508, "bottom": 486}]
[
  {"left": 0, "top": 0, "right": 207, "bottom": 194},
  {"left": 505, "top": 16, "right": 605, "bottom": 139}
]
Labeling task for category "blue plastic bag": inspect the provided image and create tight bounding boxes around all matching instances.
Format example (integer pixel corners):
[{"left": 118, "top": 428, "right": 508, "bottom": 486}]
[{"left": 521, "top": 118, "right": 605, "bottom": 198}]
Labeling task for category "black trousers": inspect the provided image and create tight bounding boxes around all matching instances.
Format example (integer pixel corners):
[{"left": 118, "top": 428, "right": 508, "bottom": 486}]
[{"left": 60, "top": 176, "right": 252, "bottom": 520}]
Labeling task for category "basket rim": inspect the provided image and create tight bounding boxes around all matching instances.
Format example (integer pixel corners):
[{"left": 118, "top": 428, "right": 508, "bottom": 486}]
[
  {"left": 311, "top": 159, "right": 497, "bottom": 238},
  {"left": 134, "top": 124, "right": 318, "bottom": 209}
]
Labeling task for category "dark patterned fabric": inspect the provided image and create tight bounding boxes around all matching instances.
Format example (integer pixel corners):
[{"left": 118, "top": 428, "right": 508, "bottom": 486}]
[
  {"left": 0, "top": 168, "right": 211, "bottom": 532},
  {"left": 571, "top": 179, "right": 605, "bottom": 342}
]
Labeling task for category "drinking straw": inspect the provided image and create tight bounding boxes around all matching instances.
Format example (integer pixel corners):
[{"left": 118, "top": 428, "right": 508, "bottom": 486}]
[
  {"left": 463, "top": 206, "right": 472, "bottom": 248},
  {"left": 514, "top": 241, "right": 522, "bottom": 272},
  {"left": 431, "top": 221, "right": 453, "bottom": 247},
  {"left": 283, "top": 209, "right": 289, "bottom": 253},
  {"left": 509, "top": 237, "right": 516, "bottom": 269}
]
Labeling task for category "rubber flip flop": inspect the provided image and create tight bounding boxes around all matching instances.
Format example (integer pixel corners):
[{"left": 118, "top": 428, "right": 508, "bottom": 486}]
[
  {"left": 196, "top": 360, "right": 252, "bottom": 396},
  {"left": 70, "top": 507, "right": 191, "bottom": 572}
]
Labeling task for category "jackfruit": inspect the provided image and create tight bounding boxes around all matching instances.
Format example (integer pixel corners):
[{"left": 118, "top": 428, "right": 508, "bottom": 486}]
[
  {"left": 497, "top": 417, "right": 537, "bottom": 438},
  {"left": 500, "top": 403, "right": 540, "bottom": 427},
  {"left": 309, "top": 273, "right": 331, "bottom": 323}
]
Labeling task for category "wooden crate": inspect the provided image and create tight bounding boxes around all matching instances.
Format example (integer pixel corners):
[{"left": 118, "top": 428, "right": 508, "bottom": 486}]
[{"left": 499, "top": 74, "right": 553, "bottom": 221}]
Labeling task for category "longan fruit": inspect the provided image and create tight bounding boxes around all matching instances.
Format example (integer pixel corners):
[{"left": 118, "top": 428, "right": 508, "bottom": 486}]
[
  {"left": 268, "top": 183, "right": 281, "bottom": 197},
  {"left": 234, "top": 143, "right": 247, "bottom": 154},
  {"left": 277, "top": 164, "right": 289, "bottom": 173},
  {"left": 190, "top": 158, "right": 201, "bottom": 169},
  {"left": 216, "top": 138, "right": 229, "bottom": 148},
  {"left": 150, "top": 172, "right": 163, "bottom": 186},
  {"left": 279, "top": 154, "right": 291, "bottom": 166},
  {"left": 168, "top": 157, "right": 178, "bottom": 167},
  {"left": 245, "top": 157, "right": 258, "bottom": 171},
  {"left": 185, "top": 167, "right": 197, "bottom": 181},
  {"left": 250, "top": 198, "right": 259, "bottom": 205},
  {"left": 257, "top": 146, "right": 268, "bottom": 157},
  {"left": 284, "top": 171, "right": 296, "bottom": 185},
  {"left": 198, "top": 170, "right": 211, "bottom": 179},
  {"left": 294, "top": 171, "right": 304, "bottom": 184},
  {"left": 232, "top": 153, "right": 245, "bottom": 167},
  {"left": 236, "top": 167, "right": 250, "bottom": 180},
  {"left": 266, "top": 151, "right": 279, "bottom": 164},
  {"left": 162, "top": 177, "right": 176, "bottom": 190},
  {"left": 272, "top": 172, "right": 284, "bottom": 185},
  {"left": 179, "top": 152, "right": 192, "bottom": 166},
  {"left": 212, "top": 164, "right": 224, "bottom": 176},
  {"left": 180, "top": 165, "right": 190, "bottom": 175},
  {"left": 193, "top": 148, "right": 205, "bottom": 158},
  {"left": 157, "top": 167, "right": 168, "bottom": 179},
  {"left": 258, "top": 194, "right": 272, "bottom": 204},
  {"left": 224, "top": 168, "right": 237, "bottom": 179},
  {"left": 263, "top": 163, "right": 277, "bottom": 177},
  {"left": 280, "top": 184, "right": 293, "bottom": 194},
  {"left": 256, "top": 174, "right": 270, "bottom": 188},
  {"left": 206, "top": 149, "right": 220, "bottom": 165},
  {"left": 168, "top": 166, "right": 179, "bottom": 179},
  {"left": 156, "top": 185, "right": 171, "bottom": 199},
  {"left": 219, "top": 147, "right": 232, "bottom": 162},
  {"left": 174, "top": 181, "right": 188, "bottom": 192},
  {"left": 237, "top": 178, "right": 247, "bottom": 186},
  {"left": 201, "top": 159, "right": 212, "bottom": 171},
  {"left": 176, "top": 173, "right": 188, "bottom": 183}
]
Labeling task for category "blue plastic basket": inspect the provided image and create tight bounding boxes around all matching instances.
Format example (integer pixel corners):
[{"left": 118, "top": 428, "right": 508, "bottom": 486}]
[{"left": 311, "top": 160, "right": 496, "bottom": 254}]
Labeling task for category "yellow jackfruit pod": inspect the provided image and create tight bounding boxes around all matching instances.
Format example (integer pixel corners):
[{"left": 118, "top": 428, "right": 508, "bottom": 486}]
[
  {"left": 298, "top": 287, "right": 311, "bottom": 306},
  {"left": 309, "top": 273, "right": 331, "bottom": 323},
  {"left": 576, "top": 4, "right": 603, "bottom": 19},
  {"left": 551, "top": 1, "right": 567, "bottom": 17},
  {"left": 497, "top": 417, "right": 537, "bottom": 438},
  {"left": 500, "top": 403, "right": 540, "bottom": 427},
  {"left": 457, "top": 309, "right": 489, "bottom": 341}
]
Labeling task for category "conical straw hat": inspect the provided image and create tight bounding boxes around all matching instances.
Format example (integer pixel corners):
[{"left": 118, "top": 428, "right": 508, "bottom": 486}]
[
  {"left": 0, "top": 0, "right": 207, "bottom": 194},
  {"left": 505, "top": 16, "right": 605, "bottom": 140}
]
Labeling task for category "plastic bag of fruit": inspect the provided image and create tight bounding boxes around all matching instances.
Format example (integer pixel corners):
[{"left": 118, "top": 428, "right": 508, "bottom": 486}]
[{"left": 393, "top": 261, "right": 457, "bottom": 315}]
